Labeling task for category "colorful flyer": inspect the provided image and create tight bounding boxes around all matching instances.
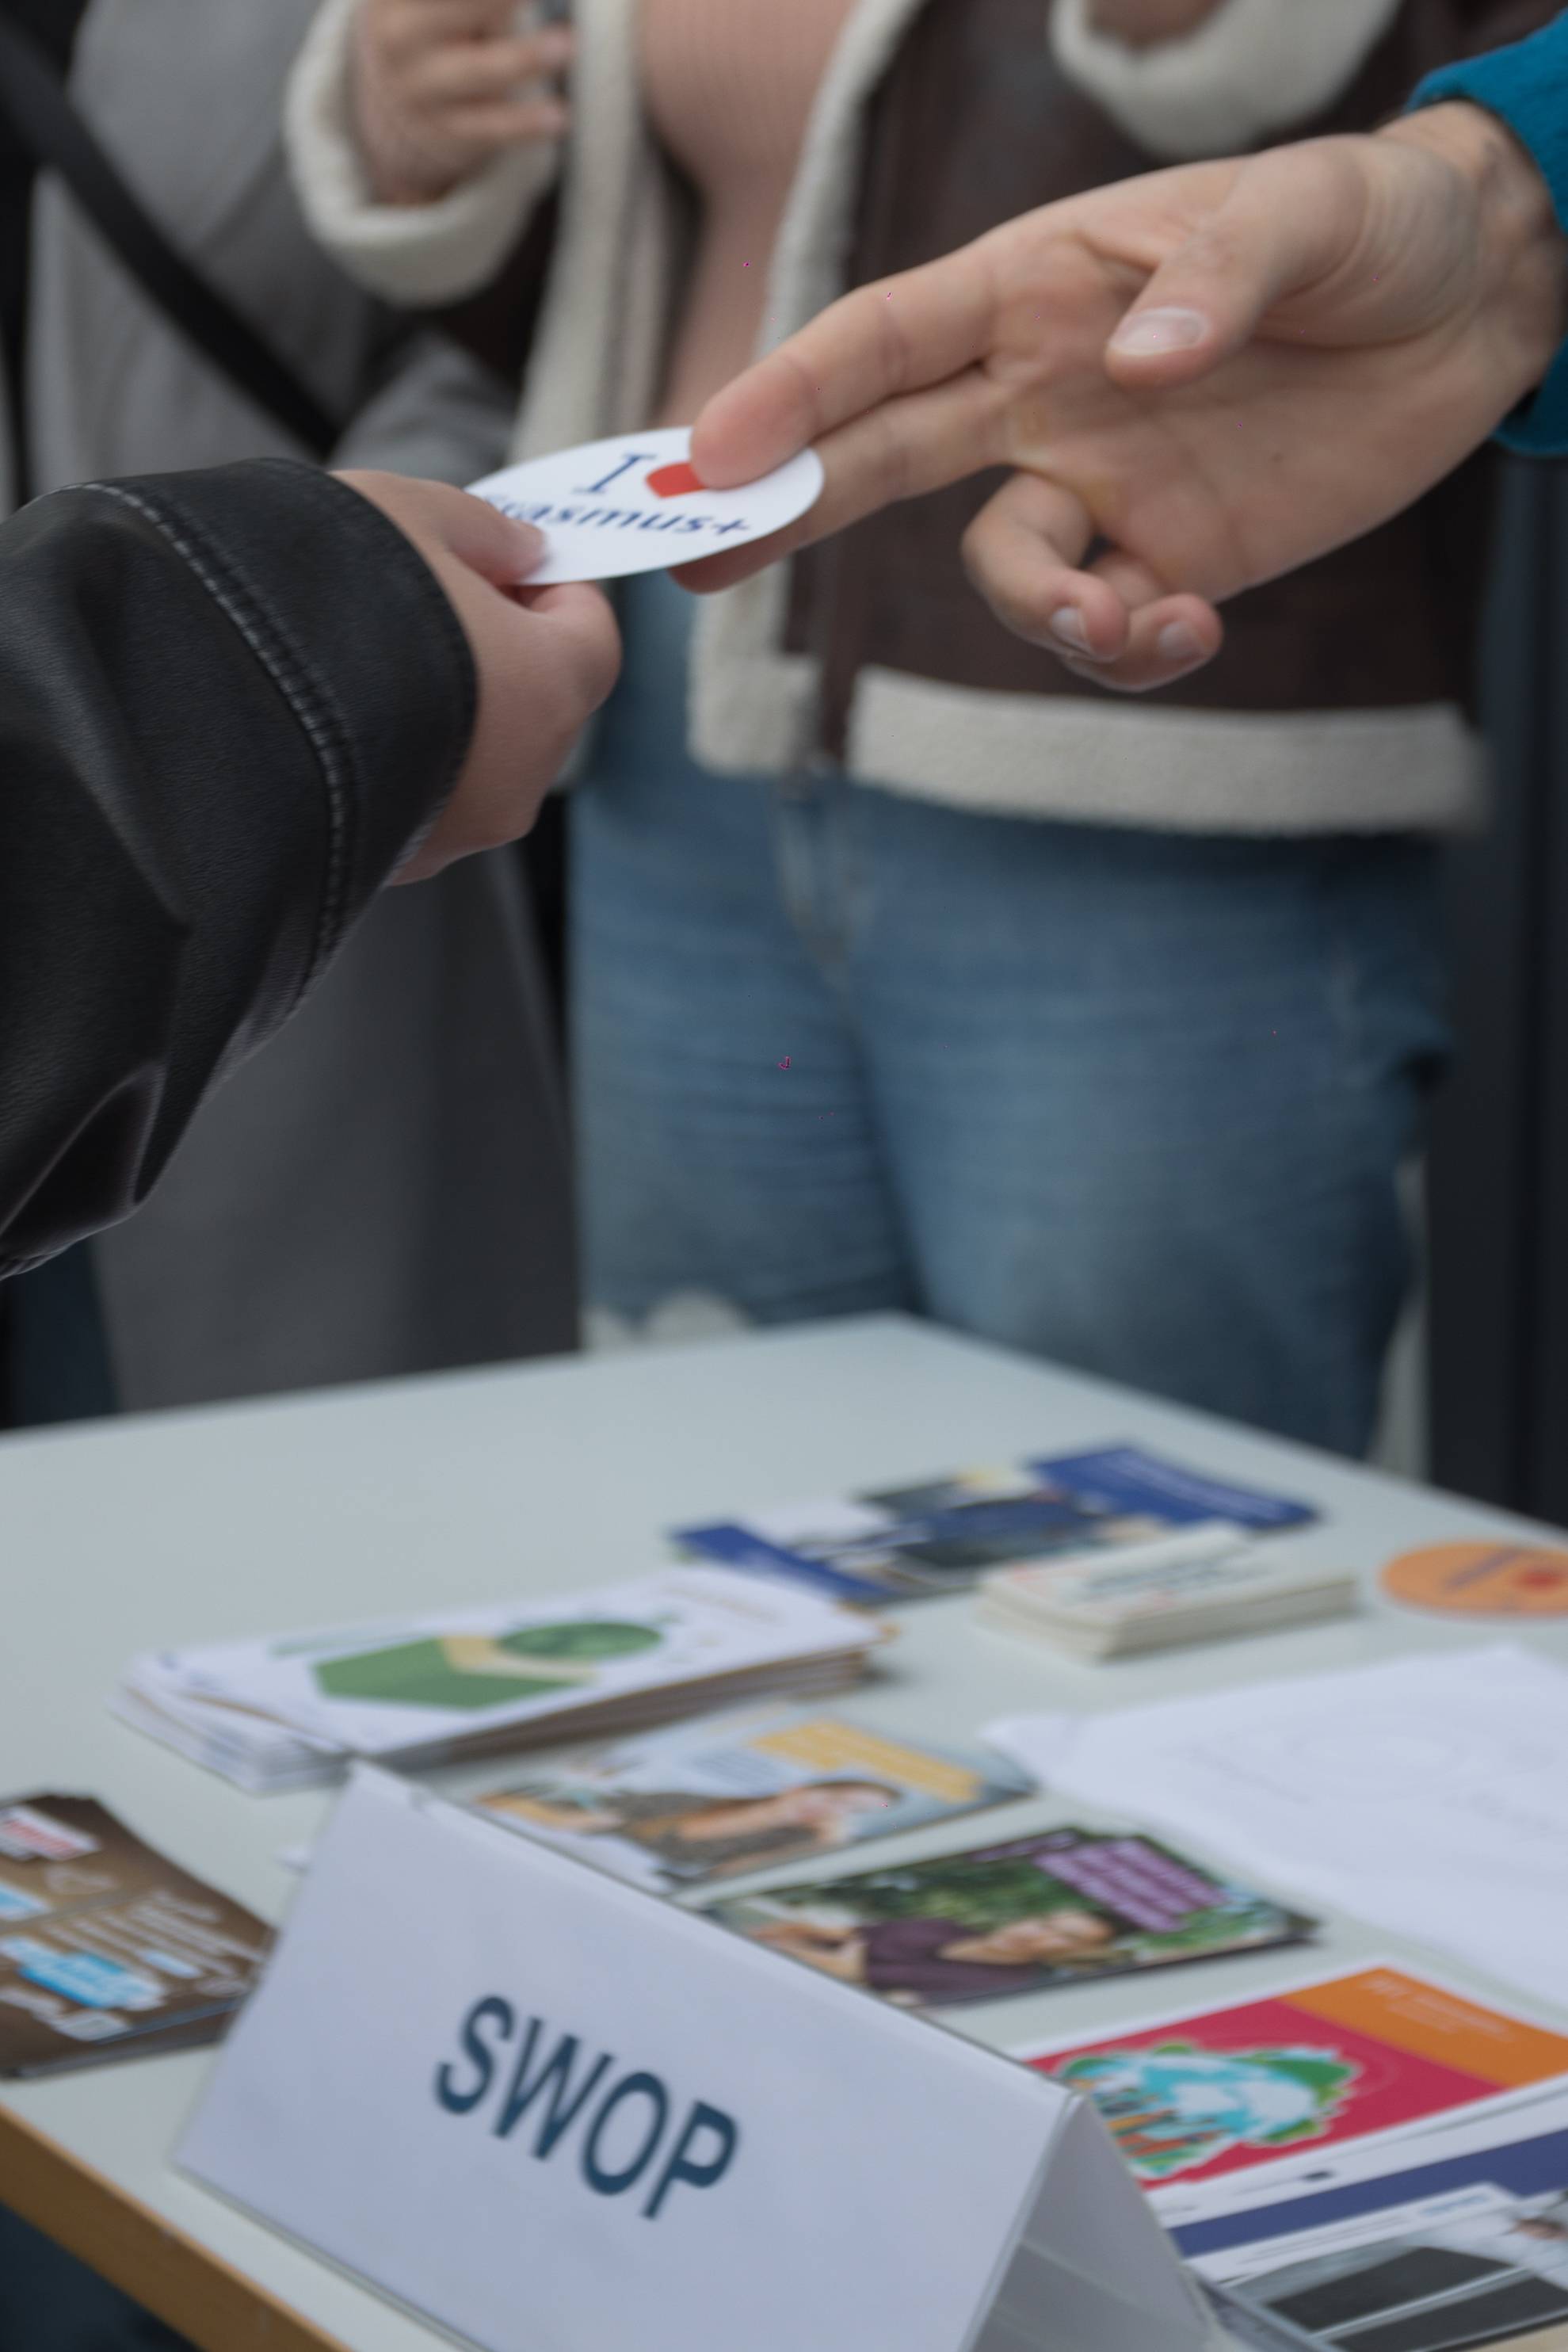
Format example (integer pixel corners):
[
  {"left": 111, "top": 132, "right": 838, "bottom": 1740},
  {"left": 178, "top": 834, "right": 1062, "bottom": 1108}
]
[
  {"left": 0, "top": 1794, "right": 272, "bottom": 2076},
  {"left": 707, "top": 1827, "right": 1313, "bottom": 2009},
  {"left": 474, "top": 1709, "right": 1032, "bottom": 1892},
  {"left": 1016, "top": 1964, "right": 1568, "bottom": 2190},
  {"left": 673, "top": 1442, "right": 1316, "bottom": 1603},
  {"left": 1382, "top": 1541, "right": 1568, "bottom": 1618},
  {"left": 986, "top": 1648, "right": 1568, "bottom": 2016}
]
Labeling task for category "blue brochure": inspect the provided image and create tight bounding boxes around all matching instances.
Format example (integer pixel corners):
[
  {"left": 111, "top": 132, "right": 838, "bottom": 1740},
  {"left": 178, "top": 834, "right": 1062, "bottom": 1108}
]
[{"left": 673, "top": 1444, "right": 1316, "bottom": 1604}]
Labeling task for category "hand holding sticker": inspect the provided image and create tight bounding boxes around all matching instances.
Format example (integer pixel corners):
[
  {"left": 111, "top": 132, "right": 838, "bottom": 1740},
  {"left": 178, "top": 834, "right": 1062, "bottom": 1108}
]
[{"left": 467, "top": 428, "right": 824, "bottom": 586}]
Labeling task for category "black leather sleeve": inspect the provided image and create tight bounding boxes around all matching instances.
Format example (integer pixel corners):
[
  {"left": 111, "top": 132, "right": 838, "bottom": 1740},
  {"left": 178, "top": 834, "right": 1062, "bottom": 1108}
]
[{"left": 0, "top": 456, "right": 475, "bottom": 1275}]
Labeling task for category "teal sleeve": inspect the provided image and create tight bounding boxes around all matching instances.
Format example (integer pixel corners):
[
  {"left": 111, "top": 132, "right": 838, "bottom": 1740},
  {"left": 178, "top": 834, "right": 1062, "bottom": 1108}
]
[{"left": 1411, "top": 17, "right": 1568, "bottom": 458}]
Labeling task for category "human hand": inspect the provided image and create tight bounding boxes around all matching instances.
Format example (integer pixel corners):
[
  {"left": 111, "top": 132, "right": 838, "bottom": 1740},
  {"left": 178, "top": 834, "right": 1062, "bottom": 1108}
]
[
  {"left": 748, "top": 1920, "right": 835, "bottom": 1949},
  {"left": 352, "top": 0, "right": 572, "bottom": 205},
  {"left": 335, "top": 471, "right": 619, "bottom": 881},
  {"left": 1085, "top": 0, "right": 1228, "bottom": 48},
  {"left": 684, "top": 103, "right": 1566, "bottom": 693}
]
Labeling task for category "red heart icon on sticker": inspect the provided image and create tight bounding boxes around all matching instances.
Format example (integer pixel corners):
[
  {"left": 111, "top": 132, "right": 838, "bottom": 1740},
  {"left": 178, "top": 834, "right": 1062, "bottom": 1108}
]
[{"left": 646, "top": 461, "right": 704, "bottom": 499}]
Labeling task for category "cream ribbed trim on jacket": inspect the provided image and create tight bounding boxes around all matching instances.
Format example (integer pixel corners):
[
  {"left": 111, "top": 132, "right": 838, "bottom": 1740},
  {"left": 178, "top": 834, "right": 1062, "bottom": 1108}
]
[
  {"left": 1049, "top": 0, "right": 1406, "bottom": 159},
  {"left": 285, "top": 0, "right": 565, "bottom": 304}
]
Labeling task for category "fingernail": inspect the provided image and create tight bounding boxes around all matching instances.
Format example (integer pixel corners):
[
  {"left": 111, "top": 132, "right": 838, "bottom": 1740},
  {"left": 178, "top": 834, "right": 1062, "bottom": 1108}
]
[
  {"left": 1110, "top": 307, "right": 1209, "bottom": 357},
  {"left": 500, "top": 517, "right": 544, "bottom": 576},
  {"left": 1049, "top": 608, "right": 1093, "bottom": 654},
  {"left": 1156, "top": 620, "right": 1203, "bottom": 664}
]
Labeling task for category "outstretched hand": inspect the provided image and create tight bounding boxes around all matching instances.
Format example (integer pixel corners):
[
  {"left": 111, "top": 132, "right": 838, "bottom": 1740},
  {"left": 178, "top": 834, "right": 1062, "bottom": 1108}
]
[{"left": 682, "top": 104, "right": 1566, "bottom": 693}]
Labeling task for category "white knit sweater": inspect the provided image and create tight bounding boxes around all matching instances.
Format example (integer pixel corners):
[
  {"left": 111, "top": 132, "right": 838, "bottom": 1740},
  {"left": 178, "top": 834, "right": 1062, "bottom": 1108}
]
[{"left": 286, "top": 0, "right": 1482, "bottom": 835}]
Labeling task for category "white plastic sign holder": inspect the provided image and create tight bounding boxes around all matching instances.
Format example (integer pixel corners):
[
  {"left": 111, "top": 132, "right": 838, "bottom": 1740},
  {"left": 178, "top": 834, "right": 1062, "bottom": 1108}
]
[{"left": 180, "top": 1769, "right": 1220, "bottom": 2352}]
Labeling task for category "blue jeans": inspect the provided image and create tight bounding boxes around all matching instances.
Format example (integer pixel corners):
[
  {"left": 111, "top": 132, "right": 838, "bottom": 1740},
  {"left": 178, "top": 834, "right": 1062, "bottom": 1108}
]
[
  {"left": 571, "top": 574, "right": 1449, "bottom": 1454},
  {"left": 0, "top": 2209, "right": 191, "bottom": 2350}
]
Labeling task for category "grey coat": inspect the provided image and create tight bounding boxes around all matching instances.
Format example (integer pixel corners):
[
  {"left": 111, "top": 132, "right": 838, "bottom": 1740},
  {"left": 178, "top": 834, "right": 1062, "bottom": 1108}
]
[{"left": 9, "top": 0, "right": 575, "bottom": 1408}]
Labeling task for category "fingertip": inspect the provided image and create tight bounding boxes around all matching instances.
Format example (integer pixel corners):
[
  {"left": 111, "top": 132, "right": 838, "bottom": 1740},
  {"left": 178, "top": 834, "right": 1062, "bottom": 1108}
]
[
  {"left": 1104, "top": 304, "right": 1225, "bottom": 389},
  {"left": 1153, "top": 617, "right": 1214, "bottom": 670},
  {"left": 1108, "top": 304, "right": 1212, "bottom": 360},
  {"left": 1094, "top": 598, "right": 1225, "bottom": 693},
  {"left": 499, "top": 517, "right": 546, "bottom": 577},
  {"left": 690, "top": 365, "right": 811, "bottom": 491},
  {"left": 687, "top": 404, "right": 758, "bottom": 494},
  {"left": 670, "top": 519, "right": 803, "bottom": 594},
  {"left": 461, "top": 496, "right": 546, "bottom": 583},
  {"left": 1048, "top": 578, "right": 1133, "bottom": 662},
  {"left": 1154, "top": 594, "right": 1225, "bottom": 667},
  {"left": 666, "top": 558, "right": 730, "bottom": 593},
  {"left": 971, "top": 552, "right": 1131, "bottom": 662}
]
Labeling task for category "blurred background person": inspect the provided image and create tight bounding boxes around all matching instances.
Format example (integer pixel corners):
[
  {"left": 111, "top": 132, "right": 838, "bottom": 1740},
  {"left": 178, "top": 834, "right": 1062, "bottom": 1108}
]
[
  {"left": 288, "top": 0, "right": 1546, "bottom": 1462},
  {"left": 0, "top": 0, "right": 576, "bottom": 1432}
]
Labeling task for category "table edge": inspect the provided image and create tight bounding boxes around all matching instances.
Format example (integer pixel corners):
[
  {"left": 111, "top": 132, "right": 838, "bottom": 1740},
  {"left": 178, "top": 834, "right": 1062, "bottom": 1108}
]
[{"left": 0, "top": 2097, "right": 345, "bottom": 2352}]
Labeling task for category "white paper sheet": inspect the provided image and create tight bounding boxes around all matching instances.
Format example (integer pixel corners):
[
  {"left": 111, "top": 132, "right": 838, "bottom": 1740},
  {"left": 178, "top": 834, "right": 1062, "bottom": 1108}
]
[{"left": 987, "top": 1645, "right": 1568, "bottom": 2011}]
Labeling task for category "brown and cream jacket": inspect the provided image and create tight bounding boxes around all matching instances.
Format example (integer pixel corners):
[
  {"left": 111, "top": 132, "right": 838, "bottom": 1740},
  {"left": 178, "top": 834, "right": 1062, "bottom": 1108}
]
[{"left": 288, "top": 0, "right": 1536, "bottom": 836}]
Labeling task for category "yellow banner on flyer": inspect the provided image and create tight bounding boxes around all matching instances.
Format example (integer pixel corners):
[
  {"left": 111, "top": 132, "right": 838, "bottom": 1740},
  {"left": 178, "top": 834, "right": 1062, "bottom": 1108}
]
[{"left": 750, "top": 1718, "right": 983, "bottom": 1803}]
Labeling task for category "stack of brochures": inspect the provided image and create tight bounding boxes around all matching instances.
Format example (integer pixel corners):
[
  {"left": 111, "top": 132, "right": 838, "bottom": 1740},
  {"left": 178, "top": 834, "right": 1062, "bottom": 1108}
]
[
  {"left": 0, "top": 1794, "right": 273, "bottom": 2076},
  {"left": 673, "top": 1442, "right": 1318, "bottom": 1604},
  {"left": 114, "top": 1568, "right": 887, "bottom": 1793},
  {"left": 975, "top": 1525, "right": 1357, "bottom": 1659},
  {"left": 470, "top": 1707, "right": 1034, "bottom": 1892}
]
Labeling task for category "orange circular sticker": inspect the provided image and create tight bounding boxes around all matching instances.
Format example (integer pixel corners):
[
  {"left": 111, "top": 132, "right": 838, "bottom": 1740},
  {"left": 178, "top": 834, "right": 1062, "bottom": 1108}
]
[{"left": 1382, "top": 1540, "right": 1568, "bottom": 1617}]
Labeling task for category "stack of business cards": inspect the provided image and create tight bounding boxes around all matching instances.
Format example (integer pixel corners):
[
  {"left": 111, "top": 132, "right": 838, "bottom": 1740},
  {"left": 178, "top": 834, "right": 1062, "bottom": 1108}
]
[
  {"left": 976, "top": 1525, "right": 1357, "bottom": 1660},
  {"left": 115, "top": 1569, "right": 887, "bottom": 1793},
  {"left": 0, "top": 1795, "right": 272, "bottom": 2076}
]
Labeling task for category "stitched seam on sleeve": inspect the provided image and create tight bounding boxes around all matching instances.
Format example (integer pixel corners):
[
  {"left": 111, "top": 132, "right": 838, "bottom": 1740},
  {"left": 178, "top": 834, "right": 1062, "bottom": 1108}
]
[{"left": 82, "top": 480, "right": 355, "bottom": 1004}]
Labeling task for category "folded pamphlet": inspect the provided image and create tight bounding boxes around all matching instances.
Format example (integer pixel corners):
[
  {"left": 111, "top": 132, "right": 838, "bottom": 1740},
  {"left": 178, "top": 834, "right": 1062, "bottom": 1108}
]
[
  {"left": 707, "top": 1825, "right": 1314, "bottom": 2010},
  {"left": 471, "top": 1707, "right": 1032, "bottom": 1892},
  {"left": 115, "top": 1569, "right": 887, "bottom": 1793},
  {"left": 0, "top": 1795, "right": 271, "bottom": 2076}
]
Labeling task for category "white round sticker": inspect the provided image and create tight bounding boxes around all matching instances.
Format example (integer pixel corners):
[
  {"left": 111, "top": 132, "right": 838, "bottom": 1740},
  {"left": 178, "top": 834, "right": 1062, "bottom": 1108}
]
[{"left": 468, "top": 428, "right": 825, "bottom": 586}]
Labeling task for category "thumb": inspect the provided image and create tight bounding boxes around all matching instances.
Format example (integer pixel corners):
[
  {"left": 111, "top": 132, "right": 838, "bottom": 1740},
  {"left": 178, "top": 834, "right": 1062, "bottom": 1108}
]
[
  {"left": 1104, "top": 143, "right": 1362, "bottom": 388},
  {"left": 334, "top": 469, "right": 546, "bottom": 588},
  {"left": 433, "top": 487, "right": 547, "bottom": 590}
]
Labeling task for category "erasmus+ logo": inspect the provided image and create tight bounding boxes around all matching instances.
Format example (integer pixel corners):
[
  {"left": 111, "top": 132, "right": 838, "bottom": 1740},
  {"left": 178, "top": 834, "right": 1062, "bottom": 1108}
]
[
  {"left": 488, "top": 451, "right": 755, "bottom": 548},
  {"left": 434, "top": 1996, "right": 741, "bottom": 2219}
]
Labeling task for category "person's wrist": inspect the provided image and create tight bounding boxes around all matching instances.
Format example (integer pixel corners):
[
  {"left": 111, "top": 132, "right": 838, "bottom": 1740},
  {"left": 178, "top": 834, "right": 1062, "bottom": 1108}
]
[
  {"left": 357, "top": 117, "right": 464, "bottom": 207},
  {"left": 1385, "top": 101, "right": 1568, "bottom": 410}
]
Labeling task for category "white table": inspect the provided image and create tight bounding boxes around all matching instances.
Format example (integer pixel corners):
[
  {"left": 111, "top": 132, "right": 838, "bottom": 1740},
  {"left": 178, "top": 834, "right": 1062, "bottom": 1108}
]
[{"left": 2, "top": 1312, "right": 1565, "bottom": 2352}]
